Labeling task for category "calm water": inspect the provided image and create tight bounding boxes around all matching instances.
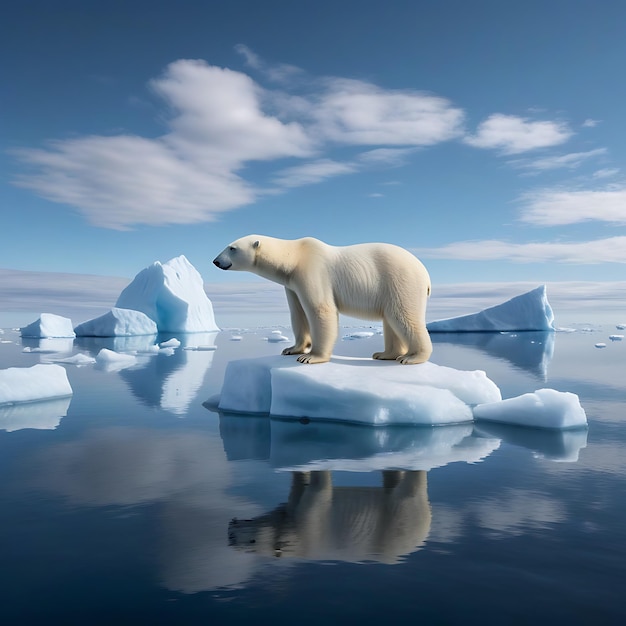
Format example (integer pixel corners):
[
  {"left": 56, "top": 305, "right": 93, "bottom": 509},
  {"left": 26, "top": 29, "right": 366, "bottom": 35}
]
[{"left": 0, "top": 323, "right": 624, "bottom": 625}]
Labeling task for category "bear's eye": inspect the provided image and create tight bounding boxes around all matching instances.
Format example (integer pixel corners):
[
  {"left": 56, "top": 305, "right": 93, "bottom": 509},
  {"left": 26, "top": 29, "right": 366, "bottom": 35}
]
[{"left": 229, "top": 246, "right": 236, "bottom": 252}]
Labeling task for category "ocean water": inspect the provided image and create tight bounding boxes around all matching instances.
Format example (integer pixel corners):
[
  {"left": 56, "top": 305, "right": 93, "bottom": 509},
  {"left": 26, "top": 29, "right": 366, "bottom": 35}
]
[{"left": 0, "top": 323, "right": 624, "bottom": 625}]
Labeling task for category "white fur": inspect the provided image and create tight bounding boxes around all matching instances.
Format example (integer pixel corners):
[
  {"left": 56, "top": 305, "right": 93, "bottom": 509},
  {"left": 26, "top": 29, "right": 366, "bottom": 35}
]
[{"left": 213, "top": 235, "right": 432, "bottom": 364}]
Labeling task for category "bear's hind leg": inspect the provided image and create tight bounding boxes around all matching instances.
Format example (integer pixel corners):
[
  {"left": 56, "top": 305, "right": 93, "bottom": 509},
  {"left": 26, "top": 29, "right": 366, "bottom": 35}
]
[
  {"left": 386, "top": 308, "right": 432, "bottom": 365},
  {"left": 373, "top": 319, "right": 407, "bottom": 360}
]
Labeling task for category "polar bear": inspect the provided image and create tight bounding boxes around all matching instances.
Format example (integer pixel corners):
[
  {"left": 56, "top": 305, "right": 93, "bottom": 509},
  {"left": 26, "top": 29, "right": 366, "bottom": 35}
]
[{"left": 213, "top": 235, "right": 432, "bottom": 364}]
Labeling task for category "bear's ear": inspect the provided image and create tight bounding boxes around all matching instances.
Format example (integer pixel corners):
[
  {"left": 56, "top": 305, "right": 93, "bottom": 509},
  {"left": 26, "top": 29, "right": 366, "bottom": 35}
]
[{"left": 252, "top": 240, "right": 260, "bottom": 249}]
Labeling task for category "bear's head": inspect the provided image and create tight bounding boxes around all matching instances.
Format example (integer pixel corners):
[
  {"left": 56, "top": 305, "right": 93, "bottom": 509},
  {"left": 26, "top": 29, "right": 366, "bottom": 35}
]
[{"left": 213, "top": 235, "right": 261, "bottom": 271}]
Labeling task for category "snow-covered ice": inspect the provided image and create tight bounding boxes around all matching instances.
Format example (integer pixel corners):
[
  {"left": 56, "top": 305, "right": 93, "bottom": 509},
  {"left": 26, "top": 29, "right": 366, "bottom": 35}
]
[
  {"left": 427, "top": 285, "right": 555, "bottom": 332},
  {"left": 609, "top": 335, "right": 623, "bottom": 341},
  {"left": 74, "top": 307, "right": 157, "bottom": 337},
  {"left": 0, "top": 364, "right": 73, "bottom": 405},
  {"left": 115, "top": 255, "right": 219, "bottom": 333},
  {"left": 20, "top": 313, "right": 76, "bottom": 338},
  {"left": 595, "top": 343, "right": 607, "bottom": 349},
  {"left": 266, "top": 331, "right": 289, "bottom": 343},
  {"left": 616, "top": 324, "right": 626, "bottom": 330},
  {"left": 473, "top": 388, "right": 587, "bottom": 430},
  {"left": 216, "top": 355, "right": 501, "bottom": 426}
]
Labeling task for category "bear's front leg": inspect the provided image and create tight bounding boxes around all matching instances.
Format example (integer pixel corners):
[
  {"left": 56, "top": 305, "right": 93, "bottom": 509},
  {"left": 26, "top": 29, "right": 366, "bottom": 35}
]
[
  {"left": 282, "top": 287, "right": 312, "bottom": 355},
  {"left": 296, "top": 299, "right": 337, "bottom": 364}
]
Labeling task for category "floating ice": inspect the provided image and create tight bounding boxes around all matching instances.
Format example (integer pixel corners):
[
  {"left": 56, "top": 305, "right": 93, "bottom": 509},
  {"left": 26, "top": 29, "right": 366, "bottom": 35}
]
[
  {"left": 595, "top": 343, "right": 607, "bottom": 349},
  {"left": 216, "top": 355, "right": 501, "bottom": 426},
  {"left": 609, "top": 335, "right": 623, "bottom": 341},
  {"left": 74, "top": 307, "right": 157, "bottom": 337},
  {"left": 20, "top": 313, "right": 75, "bottom": 338},
  {"left": 616, "top": 324, "right": 626, "bottom": 330},
  {"left": 95, "top": 348, "right": 138, "bottom": 371},
  {"left": 266, "top": 331, "right": 289, "bottom": 343},
  {"left": 116, "top": 255, "right": 219, "bottom": 333},
  {"left": 159, "top": 338, "right": 181, "bottom": 349},
  {"left": 0, "top": 364, "right": 73, "bottom": 405},
  {"left": 473, "top": 389, "right": 587, "bottom": 430},
  {"left": 230, "top": 335, "right": 243, "bottom": 341},
  {"left": 51, "top": 353, "right": 96, "bottom": 366},
  {"left": 427, "top": 285, "right": 555, "bottom": 332},
  {"left": 343, "top": 331, "right": 375, "bottom": 340}
]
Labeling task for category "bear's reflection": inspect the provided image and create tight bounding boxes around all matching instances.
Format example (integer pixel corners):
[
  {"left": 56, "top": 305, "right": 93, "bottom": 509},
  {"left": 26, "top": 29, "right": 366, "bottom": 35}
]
[{"left": 229, "top": 469, "right": 431, "bottom": 564}]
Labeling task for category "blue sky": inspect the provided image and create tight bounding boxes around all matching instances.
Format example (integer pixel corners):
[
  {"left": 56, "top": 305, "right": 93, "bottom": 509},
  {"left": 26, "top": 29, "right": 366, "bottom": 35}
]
[{"left": 2, "top": 0, "right": 626, "bottom": 294}]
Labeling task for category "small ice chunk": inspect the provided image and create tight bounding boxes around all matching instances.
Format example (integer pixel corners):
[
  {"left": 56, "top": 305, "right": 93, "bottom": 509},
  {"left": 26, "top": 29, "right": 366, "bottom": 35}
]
[
  {"left": 267, "top": 332, "right": 289, "bottom": 343},
  {"left": 0, "top": 364, "right": 73, "bottom": 404},
  {"left": 230, "top": 335, "right": 243, "bottom": 341},
  {"left": 473, "top": 388, "right": 587, "bottom": 429},
  {"left": 52, "top": 353, "right": 97, "bottom": 366},
  {"left": 609, "top": 335, "right": 623, "bottom": 341},
  {"left": 20, "top": 313, "right": 76, "bottom": 338},
  {"left": 75, "top": 307, "right": 157, "bottom": 337},
  {"left": 595, "top": 343, "right": 607, "bottom": 348},
  {"left": 343, "top": 331, "right": 375, "bottom": 340},
  {"left": 183, "top": 345, "right": 217, "bottom": 351},
  {"left": 427, "top": 285, "right": 554, "bottom": 332},
  {"left": 616, "top": 324, "right": 626, "bottom": 330},
  {"left": 159, "top": 338, "right": 181, "bottom": 349},
  {"left": 95, "top": 348, "right": 138, "bottom": 370}
]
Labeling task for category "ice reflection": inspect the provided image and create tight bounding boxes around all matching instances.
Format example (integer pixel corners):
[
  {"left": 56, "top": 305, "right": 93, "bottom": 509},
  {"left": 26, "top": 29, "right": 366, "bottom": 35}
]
[
  {"left": 229, "top": 470, "right": 431, "bottom": 564},
  {"left": 217, "top": 413, "right": 500, "bottom": 470},
  {"left": 474, "top": 422, "right": 588, "bottom": 462},
  {"left": 30, "top": 427, "right": 261, "bottom": 592},
  {"left": 431, "top": 331, "right": 554, "bottom": 379},
  {"left": 76, "top": 332, "right": 218, "bottom": 415},
  {"left": 21, "top": 337, "right": 74, "bottom": 356},
  {"left": 0, "top": 396, "right": 72, "bottom": 432}
]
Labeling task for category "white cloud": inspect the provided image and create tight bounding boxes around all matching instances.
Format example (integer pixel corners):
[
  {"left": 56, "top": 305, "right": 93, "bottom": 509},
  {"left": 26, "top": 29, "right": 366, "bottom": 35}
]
[
  {"left": 413, "top": 236, "right": 626, "bottom": 263},
  {"left": 464, "top": 113, "right": 572, "bottom": 154},
  {"left": 272, "top": 159, "right": 358, "bottom": 188},
  {"left": 509, "top": 148, "right": 606, "bottom": 172},
  {"left": 593, "top": 168, "right": 620, "bottom": 179},
  {"left": 520, "top": 186, "right": 626, "bottom": 225},
  {"left": 13, "top": 54, "right": 467, "bottom": 229},
  {"left": 582, "top": 118, "right": 600, "bottom": 128},
  {"left": 315, "top": 78, "right": 465, "bottom": 146}
]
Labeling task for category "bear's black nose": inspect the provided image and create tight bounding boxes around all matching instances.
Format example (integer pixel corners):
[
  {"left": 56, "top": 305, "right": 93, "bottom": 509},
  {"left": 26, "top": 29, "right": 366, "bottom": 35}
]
[{"left": 213, "top": 259, "right": 221, "bottom": 268}]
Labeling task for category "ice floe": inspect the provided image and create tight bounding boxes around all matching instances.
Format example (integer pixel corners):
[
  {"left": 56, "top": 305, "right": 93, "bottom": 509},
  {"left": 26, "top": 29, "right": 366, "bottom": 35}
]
[
  {"left": 95, "top": 348, "right": 138, "bottom": 371},
  {"left": 214, "top": 354, "right": 587, "bottom": 430},
  {"left": 473, "top": 389, "right": 587, "bottom": 430},
  {"left": 427, "top": 285, "right": 555, "bottom": 332},
  {"left": 215, "top": 355, "right": 501, "bottom": 425},
  {"left": 0, "top": 364, "right": 73, "bottom": 405},
  {"left": 20, "top": 313, "right": 75, "bottom": 338},
  {"left": 74, "top": 307, "right": 157, "bottom": 337}
]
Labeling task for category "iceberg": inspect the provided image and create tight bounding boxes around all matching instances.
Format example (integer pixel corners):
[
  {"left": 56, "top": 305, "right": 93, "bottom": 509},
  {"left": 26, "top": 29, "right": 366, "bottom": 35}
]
[
  {"left": 74, "top": 307, "right": 157, "bottom": 337},
  {"left": 473, "top": 389, "right": 587, "bottom": 429},
  {"left": 20, "top": 313, "right": 75, "bottom": 338},
  {"left": 115, "top": 255, "right": 219, "bottom": 333},
  {"left": 95, "top": 348, "right": 138, "bottom": 372},
  {"left": 0, "top": 364, "right": 73, "bottom": 404},
  {"left": 215, "top": 355, "right": 501, "bottom": 425},
  {"left": 427, "top": 285, "right": 555, "bottom": 332}
]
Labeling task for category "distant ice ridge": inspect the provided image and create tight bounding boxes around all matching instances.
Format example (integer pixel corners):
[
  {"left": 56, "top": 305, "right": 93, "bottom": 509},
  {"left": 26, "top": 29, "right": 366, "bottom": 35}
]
[
  {"left": 0, "top": 364, "right": 73, "bottom": 405},
  {"left": 214, "top": 355, "right": 587, "bottom": 429},
  {"left": 74, "top": 308, "right": 157, "bottom": 337},
  {"left": 427, "top": 285, "right": 554, "bottom": 332},
  {"left": 115, "top": 255, "right": 219, "bottom": 333},
  {"left": 20, "top": 313, "right": 75, "bottom": 338}
]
